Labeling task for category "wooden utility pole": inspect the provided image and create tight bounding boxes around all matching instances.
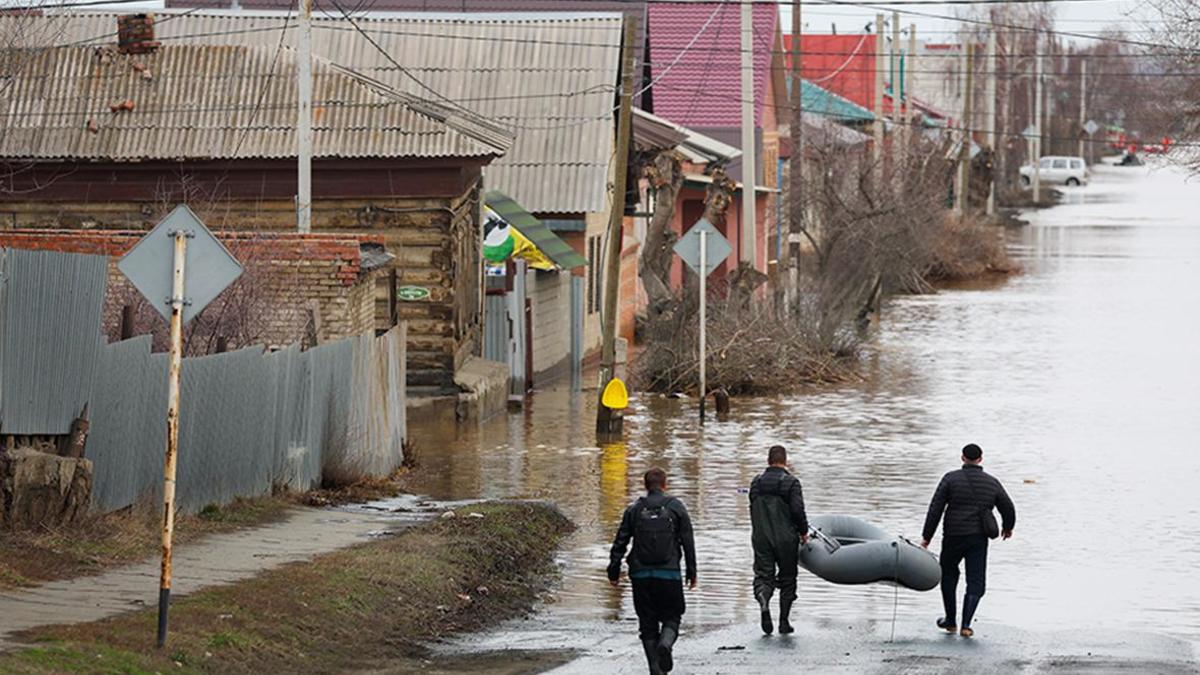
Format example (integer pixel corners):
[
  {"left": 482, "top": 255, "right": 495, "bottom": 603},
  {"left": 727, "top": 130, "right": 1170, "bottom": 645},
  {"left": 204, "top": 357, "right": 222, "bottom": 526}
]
[
  {"left": 157, "top": 230, "right": 188, "bottom": 648},
  {"left": 986, "top": 30, "right": 998, "bottom": 217},
  {"left": 740, "top": 0, "right": 757, "bottom": 267},
  {"left": 1033, "top": 35, "right": 1043, "bottom": 204},
  {"left": 788, "top": 0, "right": 802, "bottom": 314},
  {"left": 296, "top": 0, "right": 313, "bottom": 233},
  {"left": 873, "top": 13, "right": 884, "bottom": 181},
  {"left": 595, "top": 16, "right": 637, "bottom": 436},
  {"left": 957, "top": 43, "right": 974, "bottom": 217},
  {"left": 1078, "top": 59, "right": 1088, "bottom": 161}
]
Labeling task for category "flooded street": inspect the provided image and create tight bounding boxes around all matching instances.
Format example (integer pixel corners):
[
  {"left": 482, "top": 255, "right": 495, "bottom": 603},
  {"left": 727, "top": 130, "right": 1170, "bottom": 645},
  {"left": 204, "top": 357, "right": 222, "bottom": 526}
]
[{"left": 405, "top": 162, "right": 1200, "bottom": 670}]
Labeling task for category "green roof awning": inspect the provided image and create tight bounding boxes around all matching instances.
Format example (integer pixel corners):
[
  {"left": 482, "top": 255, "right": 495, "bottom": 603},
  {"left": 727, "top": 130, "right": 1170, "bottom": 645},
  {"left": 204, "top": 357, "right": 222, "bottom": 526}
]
[
  {"left": 798, "top": 80, "right": 875, "bottom": 123},
  {"left": 485, "top": 190, "right": 588, "bottom": 269}
]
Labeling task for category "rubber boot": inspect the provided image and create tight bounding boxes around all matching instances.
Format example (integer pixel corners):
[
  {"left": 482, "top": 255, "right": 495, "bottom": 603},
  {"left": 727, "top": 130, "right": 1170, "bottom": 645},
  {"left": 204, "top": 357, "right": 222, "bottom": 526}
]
[
  {"left": 961, "top": 594, "right": 982, "bottom": 637},
  {"left": 641, "top": 639, "right": 664, "bottom": 675},
  {"left": 756, "top": 589, "right": 774, "bottom": 635},
  {"left": 939, "top": 582, "right": 958, "bottom": 631},
  {"left": 657, "top": 624, "right": 678, "bottom": 673},
  {"left": 778, "top": 597, "right": 795, "bottom": 634}
]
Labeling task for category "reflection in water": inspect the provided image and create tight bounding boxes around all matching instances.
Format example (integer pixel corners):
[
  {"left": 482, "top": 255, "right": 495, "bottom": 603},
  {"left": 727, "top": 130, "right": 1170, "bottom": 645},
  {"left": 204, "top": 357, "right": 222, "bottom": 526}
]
[{"left": 407, "top": 163, "right": 1200, "bottom": 645}]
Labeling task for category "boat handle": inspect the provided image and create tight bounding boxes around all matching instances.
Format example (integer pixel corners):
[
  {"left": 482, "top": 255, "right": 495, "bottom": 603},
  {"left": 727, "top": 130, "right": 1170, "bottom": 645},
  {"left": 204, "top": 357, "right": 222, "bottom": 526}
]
[{"left": 809, "top": 527, "right": 841, "bottom": 554}]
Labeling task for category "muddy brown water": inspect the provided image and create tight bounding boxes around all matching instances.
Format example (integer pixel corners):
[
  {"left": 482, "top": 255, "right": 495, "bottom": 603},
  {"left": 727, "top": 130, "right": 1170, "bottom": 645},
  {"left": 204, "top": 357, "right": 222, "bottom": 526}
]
[{"left": 405, "top": 163, "right": 1200, "bottom": 647}]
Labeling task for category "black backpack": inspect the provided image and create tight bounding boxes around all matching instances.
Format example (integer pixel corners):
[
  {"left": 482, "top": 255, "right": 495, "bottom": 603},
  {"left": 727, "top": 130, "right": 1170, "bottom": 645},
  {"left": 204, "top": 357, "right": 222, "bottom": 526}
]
[{"left": 633, "top": 498, "right": 677, "bottom": 566}]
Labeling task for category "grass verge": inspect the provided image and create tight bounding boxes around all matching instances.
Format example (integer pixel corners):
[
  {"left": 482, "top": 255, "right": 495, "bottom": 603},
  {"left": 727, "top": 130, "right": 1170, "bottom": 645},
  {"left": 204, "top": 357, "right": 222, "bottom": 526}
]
[
  {"left": 0, "top": 501, "right": 574, "bottom": 674},
  {"left": 0, "top": 495, "right": 292, "bottom": 591}
]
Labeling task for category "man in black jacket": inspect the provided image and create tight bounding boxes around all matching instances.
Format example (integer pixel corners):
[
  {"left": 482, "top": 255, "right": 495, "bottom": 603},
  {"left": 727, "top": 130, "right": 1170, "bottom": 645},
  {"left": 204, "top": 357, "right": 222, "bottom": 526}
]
[
  {"left": 922, "top": 443, "right": 1016, "bottom": 638},
  {"left": 749, "top": 445, "right": 808, "bottom": 635},
  {"left": 609, "top": 467, "right": 697, "bottom": 675}
]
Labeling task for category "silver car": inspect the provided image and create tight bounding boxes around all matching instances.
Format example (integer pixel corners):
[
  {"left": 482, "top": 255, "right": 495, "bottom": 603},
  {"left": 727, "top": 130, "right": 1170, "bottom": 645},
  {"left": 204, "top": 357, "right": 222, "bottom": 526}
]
[{"left": 1020, "top": 156, "right": 1088, "bottom": 187}]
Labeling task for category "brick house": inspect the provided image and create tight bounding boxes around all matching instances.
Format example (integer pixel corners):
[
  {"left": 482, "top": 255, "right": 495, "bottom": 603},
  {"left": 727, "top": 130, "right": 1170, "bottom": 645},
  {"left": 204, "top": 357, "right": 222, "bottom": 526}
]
[{"left": 0, "top": 32, "right": 513, "bottom": 391}]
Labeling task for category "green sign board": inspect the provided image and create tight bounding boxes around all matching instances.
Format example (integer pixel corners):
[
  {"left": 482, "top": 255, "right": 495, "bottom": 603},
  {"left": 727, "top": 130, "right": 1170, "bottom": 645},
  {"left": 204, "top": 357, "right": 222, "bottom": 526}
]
[{"left": 397, "top": 286, "right": 431, "bottom": 302}]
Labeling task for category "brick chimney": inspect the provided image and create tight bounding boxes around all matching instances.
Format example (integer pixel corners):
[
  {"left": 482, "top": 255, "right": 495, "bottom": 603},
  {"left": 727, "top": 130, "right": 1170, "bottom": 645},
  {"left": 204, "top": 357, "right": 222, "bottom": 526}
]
[{"left": 117, "top": 13, "right": 160, "bottom": 55}]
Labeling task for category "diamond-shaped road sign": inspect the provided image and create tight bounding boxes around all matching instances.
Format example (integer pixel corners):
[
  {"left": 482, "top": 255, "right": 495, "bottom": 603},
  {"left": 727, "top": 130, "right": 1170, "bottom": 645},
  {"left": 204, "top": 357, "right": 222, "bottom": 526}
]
[
  {"left": 673, "top": 218, "right": 733, "bottom": 277},
  {"left": 1084, "top": 120, "right": 1100, "bottom": 136},
  {"left": 118, "top": 205, "right": 243, "bottom": 324}
]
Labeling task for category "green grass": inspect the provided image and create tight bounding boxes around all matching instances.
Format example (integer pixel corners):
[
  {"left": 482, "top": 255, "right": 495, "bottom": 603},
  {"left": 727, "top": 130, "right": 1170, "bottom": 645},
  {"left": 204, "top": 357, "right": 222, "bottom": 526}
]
[{"left": 0, "top": 501, "right": 574, "bottom": 674}]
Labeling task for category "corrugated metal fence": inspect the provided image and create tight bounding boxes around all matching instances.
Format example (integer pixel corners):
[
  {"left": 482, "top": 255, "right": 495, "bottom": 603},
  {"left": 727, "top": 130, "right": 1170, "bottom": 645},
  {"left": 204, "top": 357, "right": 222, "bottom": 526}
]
[{"left": 0, "top": 248, "right": 406, "bottom": 514}]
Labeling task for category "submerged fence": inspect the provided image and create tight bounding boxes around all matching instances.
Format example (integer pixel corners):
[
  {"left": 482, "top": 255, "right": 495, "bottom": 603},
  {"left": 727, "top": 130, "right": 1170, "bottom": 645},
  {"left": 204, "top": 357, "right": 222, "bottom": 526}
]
[{"left": 0, "top": 248, "right": 406, "bottom": 514}]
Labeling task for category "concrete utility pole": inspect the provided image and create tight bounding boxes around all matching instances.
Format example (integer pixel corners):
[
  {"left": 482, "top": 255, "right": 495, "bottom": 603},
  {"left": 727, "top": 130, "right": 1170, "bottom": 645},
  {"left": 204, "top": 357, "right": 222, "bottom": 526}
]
[
  {"left": 740, "top": 0, "right": 757, "bottom": 268},
  {"left": 788, "top": 0, "right": 802, "bottom": 314},
  {"left": 986, "top": 30, "right": 998, "bottom": 217},
  {"left": 891, "top": 11, "right": 900, "bottom": 128},
  {"left": 595, "top": 16, "right": 637, "bottom": 436},
  {"left": 296, "top": 0, "right": 313, "bottom": 233},
  {"left": 1079, "top": 59, "right": 1088, "bottom": 161},
  {"left": 957, "top": 43, "right": 974, "bottom": 217},
  {"left": 1033, "top": 35, "right": 1043, "bottom": 204},
  {"left": 873, "top": 13, "right": 884, "bottom": 181},
  {"left": 906, "top": 24, "right": 916, "bottom": 158}
]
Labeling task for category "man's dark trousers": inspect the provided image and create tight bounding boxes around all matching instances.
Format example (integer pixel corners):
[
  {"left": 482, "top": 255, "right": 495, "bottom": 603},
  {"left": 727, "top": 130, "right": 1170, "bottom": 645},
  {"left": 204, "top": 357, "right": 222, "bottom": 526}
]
[
  {"left": 940, "top": 534, "right": 988, "bottom": 623},
  {"left": 752, "top": 534, "right": 798, "bottom": 606},
  {"left": 631, "top": 576, "right": 685, "bottom": 641}
]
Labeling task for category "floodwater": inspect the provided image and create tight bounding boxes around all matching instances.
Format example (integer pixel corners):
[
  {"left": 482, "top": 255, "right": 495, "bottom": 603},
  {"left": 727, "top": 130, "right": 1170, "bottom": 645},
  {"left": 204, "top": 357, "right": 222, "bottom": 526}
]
[{"left": 405, "top": 162, "right": 1200, "bottom": 655}]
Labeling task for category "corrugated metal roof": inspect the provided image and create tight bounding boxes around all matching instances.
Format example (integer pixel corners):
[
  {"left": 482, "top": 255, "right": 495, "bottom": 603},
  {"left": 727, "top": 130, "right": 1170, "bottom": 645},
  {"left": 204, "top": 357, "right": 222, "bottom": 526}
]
[
  {"left": 27, "top": 11, "right": 624, "bottom": 214},
  {"left": 0, "top": 43, "right": 511, "bottom": 161},
  {"left": 647, "top": 2, "right": 777, "bottom": 129}
]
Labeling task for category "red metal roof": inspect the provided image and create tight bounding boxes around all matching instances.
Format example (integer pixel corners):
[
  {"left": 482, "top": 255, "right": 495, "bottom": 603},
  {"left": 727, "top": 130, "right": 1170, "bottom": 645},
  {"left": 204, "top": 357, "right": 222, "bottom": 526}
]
[{"left": 647, "top": 2, "right": 778, "bottom": 128}]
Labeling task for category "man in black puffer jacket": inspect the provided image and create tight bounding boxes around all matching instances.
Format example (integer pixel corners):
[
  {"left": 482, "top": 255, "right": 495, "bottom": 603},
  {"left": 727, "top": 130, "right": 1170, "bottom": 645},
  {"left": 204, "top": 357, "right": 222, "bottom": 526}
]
[
  {"left": 922, "top": 444, "right": 1016, "bottom": 638},
  {"left": 609, "top": 467, "right": 697, "bottom": 675},
  {"left": 750, "top": 445, "right": 809, "bottom": 635}
]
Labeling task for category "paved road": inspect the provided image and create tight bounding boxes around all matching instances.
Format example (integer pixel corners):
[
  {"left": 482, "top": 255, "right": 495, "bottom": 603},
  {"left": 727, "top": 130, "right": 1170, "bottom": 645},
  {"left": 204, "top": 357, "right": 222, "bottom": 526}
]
[{"left": 0, "top": 500, "right": 436, "bottom": 648}]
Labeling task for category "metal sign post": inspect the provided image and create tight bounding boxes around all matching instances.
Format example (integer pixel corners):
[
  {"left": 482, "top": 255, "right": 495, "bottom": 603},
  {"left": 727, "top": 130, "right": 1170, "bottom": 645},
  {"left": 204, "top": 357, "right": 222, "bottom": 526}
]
[
  {"left": 117, "top": 205, "right": 243, "bottom": 648},
  {"left": 672, "top": 219, "right": 732, "bottom": 422},
  {"left": 158, "top": 229, "right": 189, "bottom": 648}
]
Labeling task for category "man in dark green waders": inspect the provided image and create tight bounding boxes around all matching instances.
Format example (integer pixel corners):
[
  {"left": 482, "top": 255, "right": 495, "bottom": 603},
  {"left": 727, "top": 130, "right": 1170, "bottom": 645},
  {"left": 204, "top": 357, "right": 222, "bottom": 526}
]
[
  {"left": 608, "top": 467, "right": 697, "bottom": 675},
  {"left": 750, "top": 445, "right": 809, "bottom": 635}
]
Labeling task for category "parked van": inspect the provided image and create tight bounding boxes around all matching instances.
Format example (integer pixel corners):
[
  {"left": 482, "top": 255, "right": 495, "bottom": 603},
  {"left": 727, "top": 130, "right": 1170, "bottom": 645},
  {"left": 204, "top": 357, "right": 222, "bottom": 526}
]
[{"left": 1020, "top": 156, "right": 1088, "bottom": 187}]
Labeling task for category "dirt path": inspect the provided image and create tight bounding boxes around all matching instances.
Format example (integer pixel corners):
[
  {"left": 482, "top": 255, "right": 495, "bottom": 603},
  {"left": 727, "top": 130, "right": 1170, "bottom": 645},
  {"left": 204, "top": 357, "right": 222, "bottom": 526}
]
[{"left": 0, "top": 503, "right": 427, "bottom": 649}]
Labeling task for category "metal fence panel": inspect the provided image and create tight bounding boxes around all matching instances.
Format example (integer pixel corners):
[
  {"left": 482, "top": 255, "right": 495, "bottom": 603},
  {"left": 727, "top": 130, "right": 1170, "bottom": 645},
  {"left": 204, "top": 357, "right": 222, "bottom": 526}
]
[
  {"left": 87, "top": 336, "right": 169, "bottom": 512},
  {"left": 0, "top": 248, "right": 408, "bottom": 515},
  {"left": 0, "top": 249, "right": 108, "bottom": 434}
]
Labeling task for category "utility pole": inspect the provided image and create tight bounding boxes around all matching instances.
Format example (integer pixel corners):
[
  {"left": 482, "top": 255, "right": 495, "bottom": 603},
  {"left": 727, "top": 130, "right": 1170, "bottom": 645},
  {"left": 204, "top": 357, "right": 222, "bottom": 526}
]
[
  {"left": 1033, "top": 35, "right": 1043, "bottom": 204},
  {"left": 986, "top": 30, "right": 997, "bottom": 217},
  {"left": 1079, "top": 59, "right": 1087, "bottom": 161},
  {"left": 906, "top": 24, "right": 916, "bottom": 160},
  {"left": 596, "top": 16, "right": 637, "bottom": 436},
  {"left": 296, "top": 0, "right": 313, "bottom": 233},
  {"left": 740, "top": 0, "right": 757, "bottom": 268},
  {"left": 957, "top": 43, "right": 974, "bottom": 217},
  {"left": 873, "top": 13, "right": 884, "bottom": 182},
  {"left": 891, "top": 11, "right": 900, "bottom": 128},
  {"left": 788, "top": 0, "right": 802, "bottom": 315}
]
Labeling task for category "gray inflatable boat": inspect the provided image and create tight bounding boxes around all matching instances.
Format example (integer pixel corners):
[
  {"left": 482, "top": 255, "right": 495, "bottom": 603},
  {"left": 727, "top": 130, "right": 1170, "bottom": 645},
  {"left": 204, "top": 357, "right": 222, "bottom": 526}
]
[{"left": 799, "top": 515, "right": 940, "bottom": 591}]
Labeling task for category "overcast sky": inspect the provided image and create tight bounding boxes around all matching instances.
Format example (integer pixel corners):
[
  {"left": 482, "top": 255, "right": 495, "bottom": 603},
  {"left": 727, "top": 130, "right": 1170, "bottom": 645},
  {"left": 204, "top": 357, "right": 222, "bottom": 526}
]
[{"left": 780, "top": 0, "right": 1153, "bottom": 48}]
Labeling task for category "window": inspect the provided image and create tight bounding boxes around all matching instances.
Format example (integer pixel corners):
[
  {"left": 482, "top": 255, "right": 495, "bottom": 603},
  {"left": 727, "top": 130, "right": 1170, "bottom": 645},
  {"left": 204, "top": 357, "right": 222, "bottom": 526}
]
[
  {"left": 1071, "top": 159, "right": 1084, "bottom": 169},
  {"left": 1040, "top": 158, "right": 1054, "bottom": 168},
  {"left": 1052, "top": 159, "right": 1068, "bottom": 169}
]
